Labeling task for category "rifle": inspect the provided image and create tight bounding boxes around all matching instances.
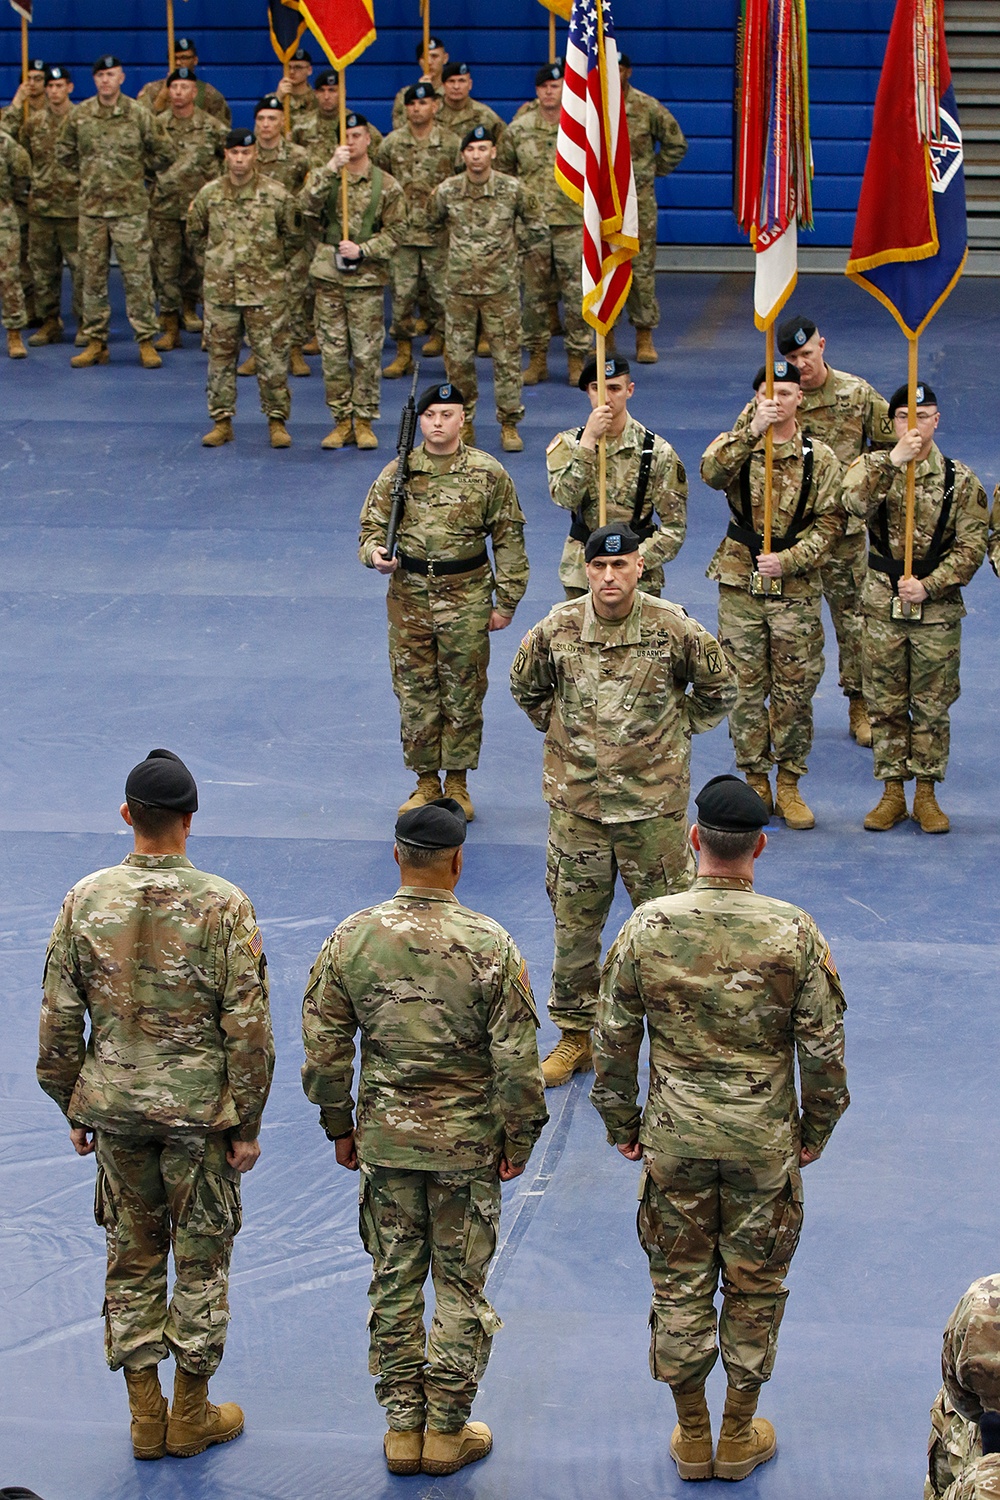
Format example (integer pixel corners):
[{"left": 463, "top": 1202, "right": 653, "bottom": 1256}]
[{"left": 385, "top": 363, "right": 421, "bottom": 560}]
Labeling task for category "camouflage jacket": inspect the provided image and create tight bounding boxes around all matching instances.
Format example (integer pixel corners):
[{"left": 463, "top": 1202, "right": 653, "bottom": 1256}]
[
  {"left": 842, "top": 445, "right": 987, "bottom": 623},
  {"left": 0, "top": 131, "right": 31, "bottom": 229},
  {"left": 942, "top": 1276, "right": 1000, "bottom": 1422},
  {"left": 943, "top": 1456, "right": 1000, "bottom": 1500},
  {"left": 148, "top": 106, "right": 226, "bottom": 220},
  {"left": 37, "top": 853, "right": 274, "bottom": 1140},
  {"left": 291, "top": 109, "right": 384, "bottom": 166},
  {"left": 990, "top": 485, "right": 1000, "bottom": 578},
  {"left": 927, "top": 1389, "right": 983, "bottom": 1500},
  {"left": 496, "top": 102, "right": 582, "bottom": 227},
  {"left": 301, "top": 886, "right": 548, "bottom": 1170},
  {"left": 373, "top": 122, "right": 461, "bottom": 245},
  {"left": 796, "top": 364, "right": 894, "bottom": 534},
  {"left": 301, "top": 160, "right": 406, "bottom": 288},
  {"left": 592, "top": 876, "right": 849, "bottom": 1161},
  {"left": 187, "top": 169, "right": 304, "bottom": 306},
  {"left": 56, "top": 93, "right": 176, "bottom": 218},
  {"left": 285, "top": 88, "right": 319, "bottom": 120},
  {"left": 701, "top": 413, "right": 842, "bottom": 597},
  {"left": 138, "top": 76, "right": 232, "bottom": 126},
  {"left": 9, "top": 102, "right": 78, "bottom": 217},
  {"left": 547, "top": 412, "right": 687, "bottom": 592},
  {"left": 429, "top": 168, "right": 546, "bottom": 296},
  {"left": 359, "top": 442, "right": 529, "bottom": 616},
  {"left": 509, "top": 592, "right": 735, "bottom": 823},
  {"left": 623, "top": 85, "right": 687, "bottom": 193},
  {"left": 256, "top": 136, "right": 312, "bottom": 197},
  {"left": 438, "top": 95, "right": 505, "bottom": 143}
]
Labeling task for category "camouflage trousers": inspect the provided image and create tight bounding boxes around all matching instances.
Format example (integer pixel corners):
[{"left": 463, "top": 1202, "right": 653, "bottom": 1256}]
[
  {"left": 387, "top": 566, "right": 493, "bottom": 773},
  {"left": 204, "top": 300, "right": 291, "bottom": 421},
  {"left": 18, "top": 207, "right": 34, "bottom": 315},
  {"left": 523, "top": 225, "right": 591, "bottom": 358},
  {"left": 390, "top": 243, "right": 446, "bottom": 339},
  {"left": 313, "top": 281, "right": 384, "bottom": 422},
  {"left": 94, "top": 1130, "right": 241, "bottom": 1376},
  {"left": 288, "top": 238, "right": 315, "bottom": 347},
  {"left": 717, "top": 584, "right": 824, "bottom": 777},
  {"left": 926, "top": 1387, "right": 981, "bottom": 1499},
  {"left": 149, "top": 214, "right": 200, "bottom": 316},
  {"left": 359, "top": 1163, "right": 503, "bottom": 1433},
  {"left": 638, "top": 1153, "right": 803, "bottom": 1395},
  {"left": 821, "top": 529, "right": 867, "bottom": 698},
  {"left": 79, "top": 213, "right": 160, "bottom": 344},
  {"left": 444, "top": 287, "right": 524, "bottom": 426},
  {"left": 546, "top": 806, "right": 695, "bottom": 1032},
  {"left": 625, "top": 187, "right": 659, "bottom": 330},
  {"left": 861, "top": 610, "right": 960, "bottom": 782},
  {"left": 0, "top": 208, "right": 27, "bottom": 328},
  {"left": 28, "top": 214, "right": 80, "bottom": 325}
]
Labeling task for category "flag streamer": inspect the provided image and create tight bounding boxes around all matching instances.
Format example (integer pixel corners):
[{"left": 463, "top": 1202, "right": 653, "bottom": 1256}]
[{"left": 268, "top": 0, "right": 307, "bottom": 63}]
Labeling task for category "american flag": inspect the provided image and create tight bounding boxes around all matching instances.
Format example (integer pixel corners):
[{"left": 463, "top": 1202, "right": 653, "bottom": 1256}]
[{"left": 555, "top": 0, "right": 637, "bottom": 335}]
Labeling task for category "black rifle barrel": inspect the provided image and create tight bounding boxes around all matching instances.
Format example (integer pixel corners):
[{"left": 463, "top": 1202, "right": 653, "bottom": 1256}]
[{"left": 385, "top": 363, "right": 421, "bottom": 560}]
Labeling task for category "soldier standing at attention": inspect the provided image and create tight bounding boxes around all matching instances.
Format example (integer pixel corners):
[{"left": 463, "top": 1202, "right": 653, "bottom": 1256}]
[
  {"left": 430, "top": 125, "right": 546, "bottom": 452},
  {"left": 302, "top": 111, "right": 406, "bottom": 450},
  {"left": 187, "top": 128, "right": 303, "bottom": 449},
  {"left": 0, "top": 56, "right": 46, "bottom": 325},
  {"left": 275, "top": 46, "right": 318, "bottom": 122},
  {"left": 509, "top": 522, "right": 735, "bottom": 1088},
  {"left": 360, "top": 382, "right": 529, "bottom": 819},
  {"left": 842, "top": 382, "right": 987, "bottom": 834},
  {"left": 391, "top": 36, "right": 450, "bottom": 129},
  {"left": 58, "top": 54, "right": 175, "bottom": 369},
  {"left": 301, "top": 798, "right": 547, "bottom": 1477},
  {"left": 593, "top": 774, "right": 848, "bottom": 1483},
  {"left": 37, "top": 749, "right": 274, "bottom": 1462},
  {"left": 547, "top": 355, "right": 687, "bottom": 599},
  {"left": 137, "top": 36, "right": 231, "bottom": 126},
  {"left": 700, "top": 361, "right": 842, "bottom": 830},
  {"left": 0, "top": 126, "right": 32, "bottom": 358},
  {"left": 497, "top": 62, "right": 589, "bottom": 388},
  {"left": 247, "top": 95, "right": 313, "bottom": 379},
  {"left": 437, "top": 61, "right": 505, "bottom": 145},
  {"left": 924, "top": 1275, "right": 1000, "bottom": 1500},
  {"left": 776, "top": 311, "right": 896, "bottom": 748},
  {"left": 292, "top": 68, "right": 384, "bottom": 165},
  {"left": 618, "top": 53, "right": 687, "bottom": 364}
]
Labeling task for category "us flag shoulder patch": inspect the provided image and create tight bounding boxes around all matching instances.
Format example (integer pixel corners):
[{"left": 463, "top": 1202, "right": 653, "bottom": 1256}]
[
  {"left": 247, "top": 927, "right": 263, "bottom": 960},
  {"left": 822, "top": 945, "right": 838, "bottom": 979}
]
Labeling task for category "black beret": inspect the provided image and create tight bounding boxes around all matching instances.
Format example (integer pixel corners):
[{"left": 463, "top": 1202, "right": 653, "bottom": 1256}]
[
  {"left": 93, "top": 55, "right": 123, "bottom": 73},
  {"left": 619, "top": 52, "right": 632, "bottom": 69},
  {"left": 175, "top": 37, "right": 197, "bottom": 53},
  {"left": 461, "top": 123, "right": 491, "bottom": 150},
  {"left": 125, "top": 749, "right": 198, "bottom": 813},
  {"left": 536, "top": 61, "right": 564, "bottom": 85},
  {"left": 28, "top": 58, "right": 46, "bottom": 72},
  {"left": 585, "top": 522, "right": 640, "bottom": 562},
  {"left": 226, "top": 128, "right": 256, "bottom": 149},
  {"left": 775, "top": 313, "right": 817, "bottom": 354},
  {"left": 578, "top": 354, "right": 631, "bottom": 390},
  {"left": 753, "top": 359, "right": 801, "bottom": 390},
  {"left": 417, "top": 381, "right": 465, "bottom": 414},
  {"left": 695, "top": 774, "right": 770, "bottom": 831},
  {"left": 315, "top": 68, "right": 337, "bottom": 88},
  {"left": 442, "top": 61, "right": 470, "bottom": 81},
  {"left": 291, "top": 47, "right": 312, "bottom": 62},
  {"left": 416, "top": 35, "right": 446, "bottom": 60},
  {"left": 405, "top": 82, "right": 435, "bottom": 103},
  {"left": 44, "top": 65, "right": 69, "bottom": 83},
  {"left": 344, "top": 110, "right": 368, "bottom": 129},
  {"left": 166, "top": 67, "right": 197, "bottom": 85},
  {"left": 255, "top": 94, "right": 283, "bottom": 114},
  {"left": 888, "top": 381, "right": 938, "bottom": 417},
  {"left": 396, "top": 797, "right": 467, "bottom": 849}
]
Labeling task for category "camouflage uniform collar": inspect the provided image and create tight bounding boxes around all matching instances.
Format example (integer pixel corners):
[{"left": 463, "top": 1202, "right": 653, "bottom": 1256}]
[
  {"left": 769, "top": 425, "right": 803, "bottom": 456},
  {"left": 257, "top": 140, "right": 287, "bottom": 160},
  {"left": 463, "top": 170, "right": 496, "bottom": 196},
  {"left": 123, "top": 853, "right": 195, "bottom": 869},
  {"left": 410, "top": 441, "right": 463, "bottom": 470},
  {"left": 224, "top": 169, "right": 261, "bottom": 199},
  {"left": 914, "top": 442, "right": 944, "bottom": 479},
  {"left": 395, "top": 885, "right": 460, "bottom": 903},
  {"left": 694, "top": 874, "right": 755, "bottom": 892},
  {"left": 581, "top": 590, "right": 643, "bottom": 644},
  {"left": 800, "top": 364, "right": 835, "bottom": 403},
  {"left": 604, "top": 411, "right": 643, "bottom": 453}
]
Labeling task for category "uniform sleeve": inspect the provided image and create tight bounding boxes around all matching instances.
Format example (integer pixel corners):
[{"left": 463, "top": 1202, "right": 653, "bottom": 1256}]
[
  {"left": 300, "top": 935, "right": 359, "bottom": 1140},
  {"left": 276, "top": 185, "right": 305, "bottom": 259},
  {"left": 186, "top": 183, "right": 209, "bottom": 246},
  {"left": 641, "top": 443, "right": 687, "bottom": 571},
  {"left": 218, "top": 896, "right": 275, "bottom": 1141},
  {"left": 36, "top": 898, "right": 88, "bottom": 1120},
  {"left": 392, "top": 88, "right": 406, "bottom": 131},
  {"left": 699, "top": 417, "right": 757, "bottom": 490},
  {"left": 989, "top": 485, "right": 1000, "bottom": 578},
  {"left": 142, "top": 110, "right": 177, "bottom": 176},
  {"left": 494, "top": 132, "right": 517, "bottom": 175},
  {"left": 299, "top": 162, "right": 335, "bottom": 219},
  {"left": 923, "top": 468, "right": 988, "bottom": 599},
  {"left": 358, "top": 461, "right": 397, "bottom": 565},
  {"left": 546, "top": 430, "right": 591, "bottom": 514},
  {"left": 680, "top": 616, "right": 737, "bottom": 733},
  {"left": 485, "top": 470, "right": 529, "bottom": 616},
  {"left": 793, "top": 922, "right": 849, "bottom": 1156},
  {"left": 651, "top": 101, "right": 688, "bottom": 175},
  {"left": 360, "top": 173, "right": 407, "bottom": 263},
  {"left": 591, "top": 922, "right": 645, "bottom": 1145},
  {"left": 487, "top": 937, "right": 547, "bottom": 1167},
  {"left": 8, "top": 137, "right": 31, "bottom": 192},
  {"left": 509, "top": 619, "right": 556, "bottom": 730},
  {"left": 864, "top": 384, "right": 895, "bottom": 450},
  {"left": 780, "top": 445, "right": 841, "bottom": 577},
  {"left": 55, "top": 109, "right": 78, "bottom": 177},
  {"left": 515, "top": 180, "right": 548, "bottom": 251},
  {"left": 841, "top": 451, "right": 898, "bottom": 522},
  {"left": 427, "top": 180, "right": 448, "bottom": 233}
]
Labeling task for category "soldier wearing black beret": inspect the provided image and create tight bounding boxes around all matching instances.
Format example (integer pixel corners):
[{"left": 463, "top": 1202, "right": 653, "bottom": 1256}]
[
  {"left": 436, "top": 60, "right": 505, "bottom": 144},
  {"left": 390, "top": 35, "right": 450, "bottom": 130},
  {"left": 137, "top": 38, "right": 232, "bottom": 128},
  {"left": 275, "top": 45, "right": 317, "bottom": 120}
]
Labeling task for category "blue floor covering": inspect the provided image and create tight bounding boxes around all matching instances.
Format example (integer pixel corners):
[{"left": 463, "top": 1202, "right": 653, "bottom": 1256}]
[{"left": 1, "top": 270, "right": 998, "bottom": 1499}]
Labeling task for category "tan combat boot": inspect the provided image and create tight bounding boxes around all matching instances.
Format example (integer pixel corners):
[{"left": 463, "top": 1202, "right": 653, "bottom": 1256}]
[
  {"left": 124, "top": 1367, "right": 168, "bottom": 1461},
  {"left": 443, "top": 770, "right": 474, "bottom": 822},
  {"left": 848, "top": 694, "right": 872, "bottom": 747},
  {"left": 181, "top": 300, "right": 203, "bottom": 333},
  {"left": 28, "top": 315, "right": 62, "bottom": 346},
  {"left": 289, "top": 344, "right": 311, "bottom": 377},
  {"left": 775, "top": 767, "right": 815, "bottom": 830},
  {"left": 70, "top": 339, "right": 109, "bottom": 367},
  {"left": 268, "top": 418, "right": 292, "bottom": 448},
  {"left": 669, "top": 1386, "right": 714, "bottom": 1481},
  {"left": 237, "top": 351, "right": 256, "bottom": 377},
  {"left": 383, "top": 338, "right": 414, "bottom": 378},
  {"left": 6, "top": 329, "right": 27, "bottom": 358},
  {"left": 913, "top": 778, "right": 950, "bottom": 833},
  {"left": 138, "top": 339, "right": 163, "bottom": 369},
  {"left": 202, "top": 418, "right": 234, "bottom": 447},
  {"left": 354, "top": 419, "right": 379, "bottom": 450},
  {"left": 321, "top": 418, "right": 355, "bottom": 449},
  {"left": 713, "top": 1386, "right": 775, "bottom": 1481},
  {"left": 155, "top": 313, "right": 181, "bottom": 351},
  {"left": 398, "top": 773, "right": 443, "bottom": 813},
  {"left": 522, "top": 349, "right": 549, "bottom": 386},
  {"left": 635, "top": 327, "right": 658, "bottom": 363},
  {"left": 541, "top": 1030, "right": 592, "bottom": 1087},
  {"left": 166, "top": 1367, "right": 244, "bottom": 1458},
  {"left": 863, "top": 779, "right": 907, "bottom": 831},
  {"left": 422, "top": 1422, "right": 493, "bottom": 1476},
  {"left": 301, "top": 333, "right": 320, "bottom": 355},
  {"left": 384, "top": 1428, "right": 423, "bottom": 1475},
  {"left": 567, "top": 354, "right": 585, "bottom": 388},
  {"left": 745, "top": 772, "right": 773, "bottom": 815},
  {"left": 422, "top": 331, "right": 444, "bottom": 357},
  {"left": 460, "top": 419, "right": 476, "bottom": 446},
  {"left": 501, "top": 423, "right": 524, "bottom": 453},
  {"left": 476, "top": 331, "right": 491, "bottom": 357}
]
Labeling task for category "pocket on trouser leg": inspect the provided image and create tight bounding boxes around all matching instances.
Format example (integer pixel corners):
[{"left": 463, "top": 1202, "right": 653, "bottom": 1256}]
[
  {"left": 470, "top": 1297, "right": 503, "bottom": 1381},
  {"left": 763, "top": 1169, "right": 804, "bottom": 1273},
  {"left": 184, "top": 1165, "right": 242, "bottom": 1238},
  {"left": 358, "top": 1174, "right": 387, "bottom": 1267},
  {"left": 460, "top": 1179, "right": 500, "bottom": 1283},
  {"left": 367, "top": 1305, "right": 381, "bottom": 1377},
  {"left": 94, "top": 1166, "right": 117, "bottom": 1229}
]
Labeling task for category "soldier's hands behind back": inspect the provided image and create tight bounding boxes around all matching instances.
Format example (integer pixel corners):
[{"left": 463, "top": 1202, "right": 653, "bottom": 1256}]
[
  {"left": 498, "top": 1156, "right": 524, "bottom": 1181},
  {"left": 69, "top": 1126, "right": 96, "bottom": 1156},
  {"left": 335, "top": 1131, "right": 359, "bottom": 1171},
  {"left": 227, "top": 1138, "right": 261, "bottom": 1173}
]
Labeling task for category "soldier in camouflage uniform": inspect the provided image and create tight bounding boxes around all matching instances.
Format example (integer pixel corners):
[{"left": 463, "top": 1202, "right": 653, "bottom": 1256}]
[
  {"left": 430, "top": 126, "right": 547, "bottom": 452},
  {"left": 250, "top": 95, "right": 314, "bottom": 376},
  {"left": 187, "top": 129, "right": 303, "bottom": 448},
  {"left": 925, "top": 1276, "right": 1000, "bottom": 1500},
  {"left": 138, "top": 36, "right": 232, "bottom": 126},
  {"left": 510, "top": 522, "right": 735, "bottom": 1088},
  {"left": 437, "top": 62, "right": 505, "bottom": 143},
  {"left": 497, "top": 63, "right": 589, "bottom": 388},
  {"left": 58, "top": 55, "right": 175, "bottom": 368},
  {"left": 390, "top": 36, "right": 450, "bottom": 129},
  {"left": 990, "top": 485, "right": 1000, "bottom": 577},
  {"left": 0, "top": 56, "right": 46, "bottom": 325},
  {"left": 147, "top": 69, "right": 226, "bottom": 352},
  {"left": 547, "top": 355, "right": 686, "bottom": 599},
  {"left": 777, "top": 311, "right": 895, "bottom": 747},
  {"left": 37, "top": 749, "right": 274, "bottom": 1463},
  {"left": 0, "top": 127, "right": 31, "bottom": 357},
  {"left": 593, "top": 773, "right": 848, "bottom": 1483},
  {"left": 302, "top": 112, "right": 406, "bottom": 450},
  {"left": 375, "top": 83, "right": 458, "bottom": 374},
  {"left": 275, "top": 46, "right": 318, "bottom": 122},
  {"left": 302, "top": 796, "right": 546, "bottom": 1477},
  {"left": 700, "top": 361, "right": 841, "bottom": 830},
  {"left": 618, "top": 54, "right": 687, "bottom": 362},
  {"left": 292, "top": 68, "right": 384, "bottom": 164},
  {"left": 842, "top": 381, "right": 987, "bottom": 834},
  {"left": 360, "top": 382, "right": 529, "bottom": 819}
]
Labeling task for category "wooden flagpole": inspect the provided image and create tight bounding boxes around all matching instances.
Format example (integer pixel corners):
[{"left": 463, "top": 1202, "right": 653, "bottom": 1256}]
[
  {"left": 423, "top": 0, "right": 431, "bottom": 76},
  {"left": 283, "top": 59, "right": 291, "bottom": 131},
  {"left": 902, "top": 333, "right": 919, "bottom": 615},
  {"left": 339, "top": 70, "right": 349, "bottom": 237},
  {"left": 167, "top": 0, "right": 176, "bottom": 71},
  {"left": 595, "top": 331, "right": 607, "bottom": 526},
  {"left": 762, "top": 321, "right": 775, "bottom": 590},
  {"left": 549, "top": 12, "right": 557, "bottom": 63}
]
